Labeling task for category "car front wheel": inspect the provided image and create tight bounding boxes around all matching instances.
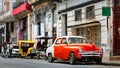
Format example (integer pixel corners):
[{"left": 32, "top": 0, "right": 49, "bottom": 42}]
[
  {"left": 69, "top": 53, "right": 76, "bottom": 65},
  {"left": 48, "top": 53, "right": 54, "bottom": 63}
]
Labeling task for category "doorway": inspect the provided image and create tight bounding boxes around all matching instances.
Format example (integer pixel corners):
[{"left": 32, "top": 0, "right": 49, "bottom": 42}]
[{"left": 62, "top": 14, "right": 67, "bottom": 36}]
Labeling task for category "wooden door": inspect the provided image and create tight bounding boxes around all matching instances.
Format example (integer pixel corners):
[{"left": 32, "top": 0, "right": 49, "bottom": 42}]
[{"left": 113, "top": 2, "right": 120, "bottom": 55}]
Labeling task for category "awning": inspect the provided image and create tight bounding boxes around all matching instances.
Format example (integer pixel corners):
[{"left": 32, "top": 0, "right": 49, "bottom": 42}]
[
  {"left": 12, "top": 3, "right": 32, "bottom": 16},
  {"left": 67, "top": 21, "right": 100, "bottom": 28}
]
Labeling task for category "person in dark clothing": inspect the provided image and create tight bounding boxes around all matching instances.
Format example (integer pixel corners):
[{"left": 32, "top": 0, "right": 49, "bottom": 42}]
[
  {"left": 8, "top": 44, "right": 13, "bottom": 58},
  {"left": 42, "top": 41, "right": 47, "bottom": 50},
  {"left": 3, "top": 43, "right": 7, "bottom": 58}
]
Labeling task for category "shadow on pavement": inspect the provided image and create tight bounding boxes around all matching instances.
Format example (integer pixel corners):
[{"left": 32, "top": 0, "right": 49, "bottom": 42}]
[{"left": 52, "top": 60, "right": 120, "bottom": 66}]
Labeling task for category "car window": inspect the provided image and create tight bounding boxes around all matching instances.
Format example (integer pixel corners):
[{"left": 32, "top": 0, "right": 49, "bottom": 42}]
[
  {"left": 68, "top": 37, "right": 88, "bottom": 44},
  {"left": 62, "top": 38, "right": 67, "bottom": 44},
  {"left": 55, "top": 38, "right": 61, "bottom": 44},
  {"left": 13, "top": 46, "right": 19, "bottom": 49}
]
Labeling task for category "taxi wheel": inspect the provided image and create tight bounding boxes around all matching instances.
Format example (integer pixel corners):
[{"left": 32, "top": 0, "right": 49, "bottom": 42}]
[
  {"left": 48, "top": 53, "right": 54, "bottom": 63},
  {"left": 31, "top": 56, "right": 33, "bottom": 59},
  {"left": 20, "top": 55, "right": 24, "bottom": 58},
  {"left": 36, "top": 53, "right": 40, "bottom": 60},
  {"left": 69, "top": 53, "right": 76, "bottom": 65}
]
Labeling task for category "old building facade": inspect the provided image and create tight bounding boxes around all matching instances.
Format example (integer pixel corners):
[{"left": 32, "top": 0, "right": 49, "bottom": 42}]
[
  {"left": 0, "top": 0, "right": 120, "bottom": 62},
  {"left": 57, "top": 0, "right": 111, "bottom": 61}
]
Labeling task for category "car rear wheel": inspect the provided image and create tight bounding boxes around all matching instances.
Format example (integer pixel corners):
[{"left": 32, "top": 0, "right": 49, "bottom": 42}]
[
  {"left": 48, "top": 53, "right": 54, "bottom": 63},
  {"left": 69, "top": 53, "right": 76, "bottom": 65}
]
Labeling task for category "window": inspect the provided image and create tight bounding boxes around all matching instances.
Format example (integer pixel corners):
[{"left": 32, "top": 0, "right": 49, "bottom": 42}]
[
  {"left": 75, "top": 9, "right": 82, "bottom": 21},
  {"left": 79, "top": 28, "right": 86, "bottom": 37},
  {"left": 93, "top": 26, "right": 101, "bottom": 46},
  {"left": 68, "top": 37, "right": 88, "bottom": 44},
  {"left": 55, "top": 38, "right": 61, "bottom": 44},
  {"left": 36, "top": 13, "right": 41, "bottom": 23},
  {"left": 12, "top": 37, "right": 16, "bottom": 43},
  {"left": 23, "top": 34, "right": 27, "bottom": 40},
  {"left": 86, "top": 6, "right": 95, "bottom": 20},
  {"left": 76, "top": 25, "right": 101, "bottom": 46},
  {"left": 37, "top": 23, "right": 41, "bottom": 35},
  {"left": 11, "top": 22, "right": 14, "bottom": 32},
  {"left": 53, "top": 8, "right": 57, "bottom": 23},
  {"left": 62, "top": 38, "right": 67, "bottom": 44},
  {"left": 36, "top": 13, "right": 41, "bottom": 35}
]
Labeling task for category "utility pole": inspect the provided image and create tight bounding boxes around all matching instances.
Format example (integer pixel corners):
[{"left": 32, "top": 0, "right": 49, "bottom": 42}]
[{"left": 106, "top": 0, "right": 111, "bottom": 61}]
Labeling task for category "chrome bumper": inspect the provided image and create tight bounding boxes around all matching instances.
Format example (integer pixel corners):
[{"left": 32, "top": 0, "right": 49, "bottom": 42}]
[{"left": 78, "top": 51, "right": 102, "bottom": 57}]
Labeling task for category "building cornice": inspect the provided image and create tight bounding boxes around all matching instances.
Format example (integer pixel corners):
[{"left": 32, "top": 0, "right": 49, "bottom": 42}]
[{"left": 58, "top": 0, "right": 104, "bottom": 14}]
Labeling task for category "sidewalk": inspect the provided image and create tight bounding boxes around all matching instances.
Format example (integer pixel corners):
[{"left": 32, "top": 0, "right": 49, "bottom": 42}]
[{"left": 102, "top": 60, "right": 120, "bottom": 66}]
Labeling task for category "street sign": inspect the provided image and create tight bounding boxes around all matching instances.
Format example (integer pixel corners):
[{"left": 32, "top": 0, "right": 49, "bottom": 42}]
[{"left": 102, "top": 6, "right": 111, "bottom": 16}]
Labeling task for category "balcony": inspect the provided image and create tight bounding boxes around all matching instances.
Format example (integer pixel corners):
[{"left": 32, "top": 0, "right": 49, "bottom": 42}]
[{"left": 12, "top": 2, "right": 32, "bottom": 18}]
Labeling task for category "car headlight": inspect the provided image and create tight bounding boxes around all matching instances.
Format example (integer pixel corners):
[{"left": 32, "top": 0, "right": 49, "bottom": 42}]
[{"left": 79, "top": 48, "right": 82, "bottom": 52}]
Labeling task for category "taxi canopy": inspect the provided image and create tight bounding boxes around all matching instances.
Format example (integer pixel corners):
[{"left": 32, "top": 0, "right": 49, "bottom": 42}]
[{"left": 18, "top": 40, "right": 35, "bottom": 47}]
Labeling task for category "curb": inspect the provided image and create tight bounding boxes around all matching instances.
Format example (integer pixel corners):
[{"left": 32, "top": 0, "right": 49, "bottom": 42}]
[{"left": 102, "top": 62, "right": 120, "bottom": 66}]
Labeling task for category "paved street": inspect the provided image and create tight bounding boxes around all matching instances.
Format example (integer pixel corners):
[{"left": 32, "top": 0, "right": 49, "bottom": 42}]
[{"left": 0, "top": 57, "right": 119, "bottom": 68}]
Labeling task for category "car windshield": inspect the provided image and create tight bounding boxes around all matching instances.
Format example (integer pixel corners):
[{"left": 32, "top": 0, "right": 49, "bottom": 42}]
[
  {"left": 68, "top": 37, "right": 89, "bottom": 44},
  {"left": 22, "top": 43, "right": 29, "bottom": 47},
  {"left": 13, "top": 46, "right": 19, "bottom": 49}
]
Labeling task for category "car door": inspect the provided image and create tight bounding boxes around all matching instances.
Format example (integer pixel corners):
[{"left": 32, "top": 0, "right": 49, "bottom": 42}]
[
  {"left": 54, "top": 38, "right": 62, "bottom": 59},
  {"left": 60, "top": 38, "right": 68, "bottom": 59}
]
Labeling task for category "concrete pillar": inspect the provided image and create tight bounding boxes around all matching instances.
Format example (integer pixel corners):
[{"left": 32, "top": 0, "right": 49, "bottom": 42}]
[{"left": 28, "top": 13, "right": 32, "bottom": 40}]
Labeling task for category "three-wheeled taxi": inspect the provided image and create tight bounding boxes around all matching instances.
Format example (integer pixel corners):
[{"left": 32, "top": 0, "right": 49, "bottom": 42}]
[
  {"left": 18, "top": 40, "right": 37, "bottom": 58},
  {"left": 35, "top": 36, "right": 54, "bottom": 60}
]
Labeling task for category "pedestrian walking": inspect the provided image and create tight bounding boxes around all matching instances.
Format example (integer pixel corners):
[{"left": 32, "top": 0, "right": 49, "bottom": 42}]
[
  {"left": 3, "top": 43, "right": 7, "bottom": 58},
  {"left": 8, "top": 44, "right": 13, "bottom": 58}
]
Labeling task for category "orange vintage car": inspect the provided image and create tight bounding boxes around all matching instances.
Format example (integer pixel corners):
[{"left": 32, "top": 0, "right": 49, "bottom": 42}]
[{"left": 46, "top": 36, "right": 103, "bottom": 64}]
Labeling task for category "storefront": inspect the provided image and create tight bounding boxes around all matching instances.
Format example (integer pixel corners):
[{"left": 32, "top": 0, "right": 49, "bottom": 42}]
[
  {"left": 12, "top": 1, "right": 32, "bottom": 41},
  {"left": 68, "top": 22, "right": 101, "bottom": 46}
]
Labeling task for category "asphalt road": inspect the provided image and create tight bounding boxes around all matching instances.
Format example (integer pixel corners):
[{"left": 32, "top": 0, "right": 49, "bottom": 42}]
[{"left": 0, "top": 57, "right": 119, "bottom": 68}]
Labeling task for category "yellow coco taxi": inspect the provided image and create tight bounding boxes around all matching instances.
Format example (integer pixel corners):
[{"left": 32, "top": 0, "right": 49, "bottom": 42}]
[
  {"left": 18, "top": 40, "right": 37, "bottom": 58},
  {"left": 46, "top": 36, "right": 103, "bottom": 64}
]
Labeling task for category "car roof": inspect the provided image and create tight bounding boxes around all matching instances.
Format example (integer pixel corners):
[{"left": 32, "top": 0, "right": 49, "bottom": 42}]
[{"left": 57, "top": 36, "right": 85, "bottom": 38}]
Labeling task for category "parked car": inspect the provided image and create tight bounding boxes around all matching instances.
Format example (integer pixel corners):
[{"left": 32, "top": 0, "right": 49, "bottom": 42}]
[
  {"left": 11, "top": 44, "right": 20, "bottom": 57},
  {"left": 6, "top": 44, "right": 20, "bottom": 58},
  {"left": 46, "top": 36, "right": 103, "bottom": 64}
]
